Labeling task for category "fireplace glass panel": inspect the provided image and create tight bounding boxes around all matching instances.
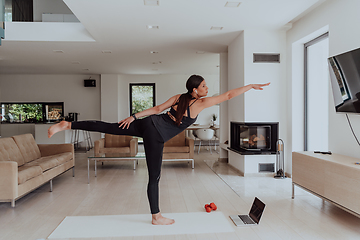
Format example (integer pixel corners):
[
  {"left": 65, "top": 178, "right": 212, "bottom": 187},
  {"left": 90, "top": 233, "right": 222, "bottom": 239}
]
[{"left": 239, "top": 126, "right": 271, "bottom": 150}]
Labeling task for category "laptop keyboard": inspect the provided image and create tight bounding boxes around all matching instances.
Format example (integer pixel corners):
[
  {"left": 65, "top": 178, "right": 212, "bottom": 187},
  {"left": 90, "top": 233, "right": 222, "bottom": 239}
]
[{"left": 239, "top": 215, "right": 255, "bottom": 224}]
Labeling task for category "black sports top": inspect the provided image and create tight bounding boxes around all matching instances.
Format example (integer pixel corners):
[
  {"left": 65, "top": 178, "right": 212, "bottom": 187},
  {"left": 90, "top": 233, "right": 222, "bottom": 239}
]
[{"left": 150, "top": 98, "right": 198, "bottom": 142}]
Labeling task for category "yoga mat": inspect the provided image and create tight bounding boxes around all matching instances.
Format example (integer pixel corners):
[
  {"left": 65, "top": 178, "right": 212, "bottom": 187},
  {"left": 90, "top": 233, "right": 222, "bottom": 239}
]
[{"left": 48, "top": 211, "right": 234, "bottom": 239}]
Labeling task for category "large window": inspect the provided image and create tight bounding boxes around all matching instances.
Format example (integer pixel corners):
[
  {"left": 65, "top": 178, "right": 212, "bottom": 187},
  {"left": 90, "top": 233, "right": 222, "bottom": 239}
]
[
  {"left": 129, "top": 83, "right": 155, "bottom": 115},
  {"left": 1, "top": 102, "right": 64, "bottom": 123},
  {"left": 304, "top": 33, "right": 329, "bottom": 151}
]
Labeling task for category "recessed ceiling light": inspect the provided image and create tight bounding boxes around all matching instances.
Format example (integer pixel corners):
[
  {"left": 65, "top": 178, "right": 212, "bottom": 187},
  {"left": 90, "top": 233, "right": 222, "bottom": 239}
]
[
  {"left": 196, "top": 51, "right": 205, "bottom": 54},
  {"left": 53, "top": 50, "right": 64, "bottom": 53},
  {"left": 71, "top": 61, "right": 80, "bottom": 64},
  {"left": 147, "top": 25, "right": 159, "bottom": 29},
  {"left": 210, "top": 27, "right": 223, "bottom": 30},
  {"left": 150, "top": 51, "right": 159, "bottom": 54},
  {"left": 101, "top": 50, "right": 112, "bottom": 53},
  {"left": 152, "top": 61, "right": 162, "bottom": 64},
  {"left": 225, "top": 2, "right": 241, "bottom": 7},
  {"left": 144, "top": 0, "right": 159, "bottom": 6}
]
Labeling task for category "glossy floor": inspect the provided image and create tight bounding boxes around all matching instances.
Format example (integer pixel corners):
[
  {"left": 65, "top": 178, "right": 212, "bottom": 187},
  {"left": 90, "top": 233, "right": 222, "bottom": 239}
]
[{"left": 0, "top": 147, "right": 359, "bottom": 240}]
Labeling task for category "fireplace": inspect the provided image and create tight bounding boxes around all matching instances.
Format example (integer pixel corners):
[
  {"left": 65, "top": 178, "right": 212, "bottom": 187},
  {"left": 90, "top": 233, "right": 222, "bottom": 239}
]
[{"left": 230, "top": 122, "right": 278, "bottom": 155}]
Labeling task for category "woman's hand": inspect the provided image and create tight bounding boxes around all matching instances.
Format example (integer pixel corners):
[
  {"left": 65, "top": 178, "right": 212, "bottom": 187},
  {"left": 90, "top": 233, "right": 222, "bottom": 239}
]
[
  {"left": 118, "top": 116, "right": 135, "bottom": 129},
  {"left": 251, "top": 82, "right": 270, "bottom": 90}
]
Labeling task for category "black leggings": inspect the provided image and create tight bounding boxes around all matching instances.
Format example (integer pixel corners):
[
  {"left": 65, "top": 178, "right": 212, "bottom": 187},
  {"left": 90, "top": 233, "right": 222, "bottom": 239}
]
[{"left": 71, "top": 117, "right": 164, "bottom": 214}]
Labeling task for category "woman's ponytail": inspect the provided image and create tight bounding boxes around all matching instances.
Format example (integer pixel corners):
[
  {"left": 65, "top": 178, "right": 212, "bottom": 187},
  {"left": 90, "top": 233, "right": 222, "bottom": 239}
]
[
  {"left": 174, "top": 93, "right": 192, "bottom": 126},
  {"left": 174, "top": 75, "right": 204, "bottom": 126}
]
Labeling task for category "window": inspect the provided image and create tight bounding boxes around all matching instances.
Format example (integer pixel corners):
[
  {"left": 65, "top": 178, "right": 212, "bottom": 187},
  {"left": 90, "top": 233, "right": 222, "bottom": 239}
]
[
  {"left": 1, "top": 102, "right": 64, "bottom": 123},
  {"left": 304, "top": 32, "right": 329, "bottom": 151},
  {"left": 129, "top": 83, "right": 155, "bottom": 115}
]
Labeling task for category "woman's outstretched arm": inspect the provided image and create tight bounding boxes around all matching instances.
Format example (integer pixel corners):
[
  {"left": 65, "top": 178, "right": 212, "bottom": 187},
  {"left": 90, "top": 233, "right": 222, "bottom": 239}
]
[
  {"left": 118, "top": 94, "right": 181, "bottom": 129},
  {"left": 200, "top": 83, "right": 270, "bottom": 109}
]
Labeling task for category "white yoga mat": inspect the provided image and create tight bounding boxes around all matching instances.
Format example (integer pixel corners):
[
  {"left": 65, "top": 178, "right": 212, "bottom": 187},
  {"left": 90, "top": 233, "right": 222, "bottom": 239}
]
[{"left": 48, "top": 212, "right": 234, "bottom": 239}]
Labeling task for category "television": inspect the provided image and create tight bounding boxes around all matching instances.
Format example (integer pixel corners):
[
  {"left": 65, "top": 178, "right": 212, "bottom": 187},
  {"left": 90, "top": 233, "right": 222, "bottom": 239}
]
[{"left": 328, "top": 47, "right": 360, "bottom": 113}]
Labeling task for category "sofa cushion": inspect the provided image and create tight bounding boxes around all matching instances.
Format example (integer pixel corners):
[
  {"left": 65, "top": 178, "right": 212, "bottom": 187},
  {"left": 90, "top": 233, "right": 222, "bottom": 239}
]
[
  {"left": 105, "top": 134, "right": 133, "bottom": 148},
  {"left": 18, "top": 165, "right": 43, "bottom": 184},
  {"left": 54, "top": 152, "right": 73, "bottom": 165},
  {"left": 0, "top": 137, "right": 26, "bottom": 166},
  {"left": 163, "top": 146, "right": 190, "bottom": 153},
  {"left": 100, "top": 147, "right": 130, "bottom": 154},
  {"left": 12, "top": 134, "right": 41, "bottom": 163},
  {"left": 25, "top": 156, "right": 60, "bottom": 172}
]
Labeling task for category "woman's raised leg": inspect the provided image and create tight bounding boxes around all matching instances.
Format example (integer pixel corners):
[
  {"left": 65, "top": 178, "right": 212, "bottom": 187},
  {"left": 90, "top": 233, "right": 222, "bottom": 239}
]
[{"left": 48, "top": 120, "right": 141, "bottom": 138}]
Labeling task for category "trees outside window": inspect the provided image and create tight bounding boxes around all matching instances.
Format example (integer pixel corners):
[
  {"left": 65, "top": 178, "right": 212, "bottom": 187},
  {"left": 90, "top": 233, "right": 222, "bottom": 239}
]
[{"left": 130, "top": 83, "right": 155, "bottom": 115}]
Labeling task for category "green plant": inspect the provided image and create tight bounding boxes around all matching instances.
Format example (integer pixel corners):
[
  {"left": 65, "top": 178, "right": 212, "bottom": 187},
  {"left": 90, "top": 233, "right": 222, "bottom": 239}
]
[{"left": 7, "top": 104, "right": 43, "bottom": 121}]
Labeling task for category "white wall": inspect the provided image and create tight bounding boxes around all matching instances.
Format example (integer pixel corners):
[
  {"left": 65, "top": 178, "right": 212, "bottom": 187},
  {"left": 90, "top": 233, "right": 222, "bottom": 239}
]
[
  {"left": 219, "top": 52, "right": 229, "bottom": 159},
  {"left": 287, "top": 0, "right": 360, "bottom": 169},
  {"left": 101, "top": 74, "right": 220, "bottom": 125},
  {"left": 0, "top": 74, "right": 101, "bottom": 141},
  {"left": 227, "top": 29, "right": 287, "bottom": 175},
  {"left": 101, "top": 74, "right": 119, "bottom": 122},
  {"left": 227, "top": 32, "right": 245, "bottom": 171}
]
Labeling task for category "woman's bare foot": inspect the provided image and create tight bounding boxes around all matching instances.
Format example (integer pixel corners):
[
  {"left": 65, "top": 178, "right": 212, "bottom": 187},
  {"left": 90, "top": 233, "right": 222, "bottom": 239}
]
[
  {"left": 48, "top": 121, "right": 71, "bottom": 138},
  {"left": 152, "top": 212, "right": 175, "bottom": 225}
]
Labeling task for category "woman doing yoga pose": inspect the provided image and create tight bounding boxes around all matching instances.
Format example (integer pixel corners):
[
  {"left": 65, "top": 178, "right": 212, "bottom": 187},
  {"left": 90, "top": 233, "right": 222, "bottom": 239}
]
[{"left": 48, "top": 75, "right": 270, "bottom": 225}]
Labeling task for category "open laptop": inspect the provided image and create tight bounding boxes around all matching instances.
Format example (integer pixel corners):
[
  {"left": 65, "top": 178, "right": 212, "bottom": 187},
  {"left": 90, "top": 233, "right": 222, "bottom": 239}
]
[{"left": 229, "top": 197, "right": 266, "bottom": 226}]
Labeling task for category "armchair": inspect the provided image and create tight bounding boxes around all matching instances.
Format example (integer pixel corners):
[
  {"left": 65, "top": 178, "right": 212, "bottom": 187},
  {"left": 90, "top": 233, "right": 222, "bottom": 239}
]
[
  {"left": 163, "top": 131, "right": 195, "bottom": 168},
  {"left": 94, "top": 134, "right": 138, "bottom": 157}
]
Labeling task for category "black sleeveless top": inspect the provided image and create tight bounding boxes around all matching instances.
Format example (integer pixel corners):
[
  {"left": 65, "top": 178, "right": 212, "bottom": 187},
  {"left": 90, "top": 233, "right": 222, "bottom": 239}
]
[{"left": 150, "top": 98, "right": 198, "bottom": 142}]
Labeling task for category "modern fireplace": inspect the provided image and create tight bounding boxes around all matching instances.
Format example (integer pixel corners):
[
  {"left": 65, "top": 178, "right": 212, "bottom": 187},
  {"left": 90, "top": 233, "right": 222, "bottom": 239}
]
[{"left": 229, "top": 122, "right": 279, "bottom": 155}]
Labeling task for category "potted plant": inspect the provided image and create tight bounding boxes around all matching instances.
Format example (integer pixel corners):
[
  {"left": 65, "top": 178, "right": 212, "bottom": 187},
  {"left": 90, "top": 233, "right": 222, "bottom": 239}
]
[{"left": 211, "top": 114, "right": 217, "bottom": 126}]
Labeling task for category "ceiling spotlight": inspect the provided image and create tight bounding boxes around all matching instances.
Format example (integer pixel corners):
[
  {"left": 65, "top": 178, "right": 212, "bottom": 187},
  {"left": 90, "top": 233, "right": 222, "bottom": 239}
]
[
  {"left": 53, "top": 50, "right": 64, "bottom": 53},
  {"left": 225, "top": 2, "right": 241, "bottom": 7},
  {"left": 210, "top": 26, "right": 223, "bottom": 30},
  {"left": 147, "top": 25, "right": 159, "bottom": 29},
  {"left": 144, "top": 0, "right": 159, "bottom": 6},
  {"left": 150, "top": 51, "right": 159, "bottom": 54},
  {"left": 101, "top": 50, "right": 112, "bottom": 53}
]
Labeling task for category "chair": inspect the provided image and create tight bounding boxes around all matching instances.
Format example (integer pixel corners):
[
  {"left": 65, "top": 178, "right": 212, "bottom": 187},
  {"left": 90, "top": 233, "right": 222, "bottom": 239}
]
[
  {"left": 195, "top": 129, "right": 214, "bottom": 154},
  {"left": 163, "top": 131, "right": 195, "bottom": 168},
  {"left": 94, "top": 134, "right": 138, "bottom": 156},
  {"left": 214, "top": 128, "right": 220, "bottom": 151}
]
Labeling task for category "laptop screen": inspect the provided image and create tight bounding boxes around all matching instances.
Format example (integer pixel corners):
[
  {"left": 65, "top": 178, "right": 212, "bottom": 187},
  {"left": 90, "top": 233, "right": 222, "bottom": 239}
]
[{"left": 249, "top": 197, "right": 266, "bottom": 224}]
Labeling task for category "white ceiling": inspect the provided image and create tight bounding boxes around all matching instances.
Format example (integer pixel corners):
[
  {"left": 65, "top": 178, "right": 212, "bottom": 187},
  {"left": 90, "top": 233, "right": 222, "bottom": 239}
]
[{"left": 0, "top": 0, "right": 325, "bottom": 75}]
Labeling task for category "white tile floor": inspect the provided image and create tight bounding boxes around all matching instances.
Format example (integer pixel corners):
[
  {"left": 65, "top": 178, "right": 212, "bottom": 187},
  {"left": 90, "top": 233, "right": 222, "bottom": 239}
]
[{"left": 0, "top": 147, "right": 360, "bottom": 240}]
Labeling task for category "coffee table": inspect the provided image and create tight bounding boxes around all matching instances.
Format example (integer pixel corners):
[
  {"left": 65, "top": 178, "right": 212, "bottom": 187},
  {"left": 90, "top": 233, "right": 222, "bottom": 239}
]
[
  {"left": 87, "top": 152, "right": 146, "bottom": 184},
  {"left": 87, "top": 152, "right": 194, "bottom": 184}
]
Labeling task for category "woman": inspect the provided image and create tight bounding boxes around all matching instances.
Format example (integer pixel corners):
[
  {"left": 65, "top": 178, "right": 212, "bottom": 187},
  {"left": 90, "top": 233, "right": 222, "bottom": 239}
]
[{"left": 48, "top": 75, "right": 270, "bottom": 225}]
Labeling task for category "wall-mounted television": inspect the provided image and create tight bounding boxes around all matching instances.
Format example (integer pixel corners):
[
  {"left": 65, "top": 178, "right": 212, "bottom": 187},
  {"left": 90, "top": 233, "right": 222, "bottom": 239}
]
[{"left": 328, "top": 47, "right": 360, "bottom": 113}]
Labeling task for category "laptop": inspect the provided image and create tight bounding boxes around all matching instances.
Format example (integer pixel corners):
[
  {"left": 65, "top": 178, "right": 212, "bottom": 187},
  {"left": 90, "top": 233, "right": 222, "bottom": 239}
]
[{"left": 229, "top": 197, "right": 266, "bottom": 226}]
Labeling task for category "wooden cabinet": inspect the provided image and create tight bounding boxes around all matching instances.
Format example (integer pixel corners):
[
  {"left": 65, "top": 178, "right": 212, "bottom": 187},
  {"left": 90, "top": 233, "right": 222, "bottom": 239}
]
[{"left": 292, "top": 151, "right": 360, "bottom": 217}]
